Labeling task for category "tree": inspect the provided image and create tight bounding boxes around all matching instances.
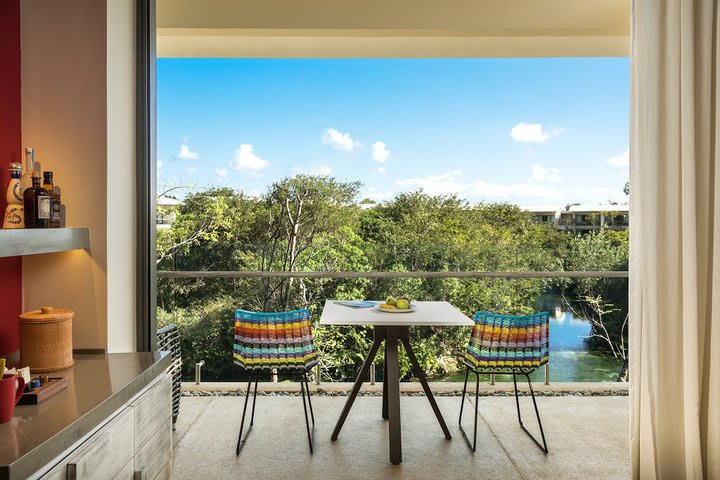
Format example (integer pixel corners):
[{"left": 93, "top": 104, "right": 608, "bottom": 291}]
[
  {"left": 256, "top": 175, "right": 362, "bottom": 310},
  {"left": 564, "top": 229, "right": 629, "bottom": 380},
  {"left": 156, "top": 179, "right": 626, "bottom": 382},
  {"left": 156, "top": 188, "right": 263, "bottom": 310}
]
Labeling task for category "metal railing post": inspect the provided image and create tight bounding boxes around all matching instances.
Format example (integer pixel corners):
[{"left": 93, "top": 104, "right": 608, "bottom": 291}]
[
  {"left": 370, "top": 362, "right": 376, "bottom": 385},
  {"left": 489, "top": 373, "right": 495, "bottom": 385},
  {"left": 315, "top": 363, "right": 321, "bottom": 385},
  {"left": 195, "top": 360, "right": 205, "bottom": 385},
  {"left": 544, "top": 364, "right": 550, "bottom": 385}
]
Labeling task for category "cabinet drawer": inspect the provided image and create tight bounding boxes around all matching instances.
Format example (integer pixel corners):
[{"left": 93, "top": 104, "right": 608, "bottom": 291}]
[
  {"left": 66, "top": 407, "right": 135, "bottom": 479},
  {"left": 132, "top": 374, "right": 172, "bottom": 451},
  {"left": 37, "top": 459, "right": 67, "bottom": 480},
  {"left": 112, "top": 459, "right": 135, "bottom": 480},
  {"left": 153, "top": 457, "right": 172, "bottom": 480},
  {"left": 135, "top": 418, "right": 172, "bottom": 480}
]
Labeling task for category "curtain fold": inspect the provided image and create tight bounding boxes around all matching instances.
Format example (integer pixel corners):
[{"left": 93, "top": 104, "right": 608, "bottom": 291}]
[{"left": 630, "top": 1, "right": 720, "bottom": 479}]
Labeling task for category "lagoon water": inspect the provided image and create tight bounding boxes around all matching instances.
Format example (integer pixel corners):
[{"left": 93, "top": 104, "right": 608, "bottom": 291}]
[{"left": 539, "top": 311, "right": 623, "bottom": 382}]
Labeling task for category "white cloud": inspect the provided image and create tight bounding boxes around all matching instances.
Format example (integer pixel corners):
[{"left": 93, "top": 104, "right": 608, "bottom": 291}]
[
  {"left": 371, "top": 141, "right": 390, "bottom": 163},
  {"left": 362, "top": 187, "right": 395, "bottom": 202},
  {"left": 215, "top": 168, "right": 228, "bottom": 178},
  {"left": 607, "top": 150, "right": 629, "bottom": 167},
  {"left": 510, "top": 123, "right": 560, "bottom": 143},
  {"left": 530, "top": 164, "right": 561, "bottom": 183},
  {"left": 377, "top": 167, "right": 386, "bottom": 174},
  {"left": 177, "top": 143, "right": 199, "bottom": 160},
  {"left": 315, "top": 165, "right": 332, "bottom": 176},
  {"left": 187, "top": 167, "right": 197, "bottom": 174},
  {"left": 157, "top": 160, "right": 163, "bottom": 172},
  {"left": 322, "top": 128, "right": 361, "bottom": 151},
  {"left": 230, "top": 144, "right": 269, "bottom": 173},
  {"left": 395, "top": 170, "right": 465, "bottom": 196},
  {"left": 395, "top": 170, "right": 561, "bottom": 200},
  {"left": 291, "top": 165, "right": 333, "bottom": 176},
  {"left": 393, "top": 168, "right": 627, "bottom": 205}
]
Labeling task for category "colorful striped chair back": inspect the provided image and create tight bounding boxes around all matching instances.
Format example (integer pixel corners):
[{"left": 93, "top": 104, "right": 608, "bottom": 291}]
[
  {"left": 233, "top": 309, "right": 318, "bottom": 371},
  {"left": 463, "top": 311, "right": 549, "bottom": 371}
]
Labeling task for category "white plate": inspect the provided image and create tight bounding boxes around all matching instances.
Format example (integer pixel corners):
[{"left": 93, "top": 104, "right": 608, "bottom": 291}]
[{"left": 377, "top": 305, "right": 416, "bottom": 314}]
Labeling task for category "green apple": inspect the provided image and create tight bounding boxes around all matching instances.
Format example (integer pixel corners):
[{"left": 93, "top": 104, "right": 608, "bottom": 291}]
[
  {"left": 385, "top": 296, "right": 397, "bottom": 306},
  {"left": 396, "top": 298, "right": 410, "bottom": 310}
]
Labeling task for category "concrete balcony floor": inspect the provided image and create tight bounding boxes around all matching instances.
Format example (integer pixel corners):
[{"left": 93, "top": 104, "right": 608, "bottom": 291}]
[{"left": 172, "top": 389, "right": 629, "bottom": 479}]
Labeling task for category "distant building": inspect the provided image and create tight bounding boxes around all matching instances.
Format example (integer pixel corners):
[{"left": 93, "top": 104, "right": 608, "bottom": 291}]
[
  {"left": 157, "top": 195, "right": 182, "bottom": 229},
  {"left": 525, "top": 204, "right": 629, "bottom": 233}
]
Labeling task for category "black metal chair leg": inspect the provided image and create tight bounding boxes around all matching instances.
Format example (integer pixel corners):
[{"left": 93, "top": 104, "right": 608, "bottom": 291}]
[
  {"left": 512, "top": 371, "right": 548, "bottom": 454},
  {"left": 303, "top": 371, "right": 315, "bottom": 425},
  {"left": 512, "top": 373, "right": 523, "bottom": 426},
  {"left": 249, "top": 372, "right": 259, "bottom": 426},
  {"left": 236, "top": 376, "right": 255, "bottom": 455},
  {"left": 472, "top": 372, "right": 479, "bottom": 452},
  {"left": 300, "top": 374, "right": 314, "bottom": 454},
  {"left": 458, "top": 368, "right": 479, "bottom": 452},
  {"left": 458, "top": 366, "right": 469, "bottom": 425},
  {"left": 525, "top": 373, "right": 548, "bottom": 453}
]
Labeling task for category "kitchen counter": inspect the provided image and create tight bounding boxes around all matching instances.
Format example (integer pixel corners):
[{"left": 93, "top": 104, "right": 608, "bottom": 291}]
[{"left": 0, "top": 352, "right": 171, "bottom": 480}]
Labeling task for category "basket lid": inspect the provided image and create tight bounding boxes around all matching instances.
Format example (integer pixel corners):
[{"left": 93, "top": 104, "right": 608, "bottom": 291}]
[{"left": 19, "top": 306, "right": 74, "bottom": 323}]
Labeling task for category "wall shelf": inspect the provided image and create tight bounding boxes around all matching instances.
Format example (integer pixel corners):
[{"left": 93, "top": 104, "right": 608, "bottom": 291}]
[{"left": 0, "top": 228, "right": 89, "bottom": 257}]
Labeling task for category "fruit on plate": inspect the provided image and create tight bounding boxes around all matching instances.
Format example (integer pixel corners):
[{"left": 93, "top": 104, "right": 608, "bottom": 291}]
[
  {"left": 379, "top": 303, "right": 398, "bottom": 309},
  {"left": 396, "top": 297, "right": 410, "bottom": 310},
  {"left": 385, "top": 296, "right": 397, "bottom": 306}
]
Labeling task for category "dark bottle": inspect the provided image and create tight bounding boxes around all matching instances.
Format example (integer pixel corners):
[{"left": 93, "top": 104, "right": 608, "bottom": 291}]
[
  {"left": 23, "top": 167, "right": 50, "bottom": 228},
  {"left": 43, "top": 171, "right": 61, "bottom": 228}
]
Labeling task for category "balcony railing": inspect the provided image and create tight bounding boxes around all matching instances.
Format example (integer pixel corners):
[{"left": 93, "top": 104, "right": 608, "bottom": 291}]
[
  {"left": 158, "top": 270, "right": 628, "bottom": 279},
  {"left": 157, "top": 270, "right": 629, "bottom": 385}
]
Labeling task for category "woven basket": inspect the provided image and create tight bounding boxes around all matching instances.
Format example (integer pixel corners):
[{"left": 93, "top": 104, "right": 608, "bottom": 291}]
[{"left": 19, "top": 306, "right": 74, "bottom": 373}]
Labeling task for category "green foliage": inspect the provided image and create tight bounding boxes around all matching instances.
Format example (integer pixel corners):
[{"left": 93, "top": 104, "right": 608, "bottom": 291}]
[
  {"left": 563, "top": 229, "right": 629, "bottom": 356},
  {"left": 156, "top": 176, "right": 628, "bottom": 381},
  {"left": 157, "top": 297, "right": 237, "bottom": 380}
]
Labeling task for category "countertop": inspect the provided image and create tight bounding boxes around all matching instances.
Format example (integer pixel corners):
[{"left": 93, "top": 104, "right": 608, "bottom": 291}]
[{"left": 0, "top": 352, "right": 171, "bottom": 480}]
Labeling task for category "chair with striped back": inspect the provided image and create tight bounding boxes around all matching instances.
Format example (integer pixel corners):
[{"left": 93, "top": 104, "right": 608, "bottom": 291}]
[
  {"left": 457, "top": 311, "right": 549, "bottom": 453},
  {"left": 233, "top": 309, "right": 318, "bottom": 455}
]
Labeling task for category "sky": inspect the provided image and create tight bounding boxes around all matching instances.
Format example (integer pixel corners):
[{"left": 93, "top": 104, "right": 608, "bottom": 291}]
[{"left": 157, "top": 58, "right": 629, "bottom": 207}]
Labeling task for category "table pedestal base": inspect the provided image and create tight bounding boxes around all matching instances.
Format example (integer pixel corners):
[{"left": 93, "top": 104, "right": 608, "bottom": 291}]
[{"left": 330, "top": 325, "right": 452, "bottom": 465}]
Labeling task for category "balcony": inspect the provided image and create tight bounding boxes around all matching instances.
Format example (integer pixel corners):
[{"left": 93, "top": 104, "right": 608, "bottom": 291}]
[
  {"left": 172, "top": 388, "right": 629, "bottom": 479},
  {"left": 159, "top": 267, "right": 630, "bottom": 478}
]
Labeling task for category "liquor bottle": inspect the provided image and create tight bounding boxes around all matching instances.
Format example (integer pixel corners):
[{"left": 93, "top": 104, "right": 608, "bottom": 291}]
[
  {"left": 43, "top": 171, "right": 62, "bottom": 228},
  {"left": 23, "top": 165, "right": 50, "bottom": 228},
  {"left": 3, "top": 162, "right": 24, "bottom": 228},
  {"left": 19, "top": 147, "right": 35, "bottom": 195},
  {"left": 6, "top": 162, "right": 23, "bottom": 205}
]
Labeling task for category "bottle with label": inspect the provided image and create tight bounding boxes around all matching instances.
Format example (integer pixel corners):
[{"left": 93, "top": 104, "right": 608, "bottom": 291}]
[
  {"left": 3, "top": 162, "right": 24, "bottom": 228},
  {"left": 42, "top": 171, "right": 62, "bottom": 228},
  {"left": 23, "top": 165, "right": 50, "bottom": 228},
  {"left": 19, "top": 147, "right": 35, "bottom": 195}
]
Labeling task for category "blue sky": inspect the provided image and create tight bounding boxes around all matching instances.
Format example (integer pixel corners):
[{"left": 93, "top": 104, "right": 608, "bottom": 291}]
[{"left": 157, "top": 58, "right": 629, "bottom": 206}]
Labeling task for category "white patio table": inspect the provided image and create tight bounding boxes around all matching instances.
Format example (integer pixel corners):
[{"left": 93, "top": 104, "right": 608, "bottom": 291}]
[{"left": 320, "top": 300, "right": 474, "bottom": 464}]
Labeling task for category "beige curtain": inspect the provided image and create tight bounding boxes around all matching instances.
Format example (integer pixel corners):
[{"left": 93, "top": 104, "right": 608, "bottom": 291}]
[{"left": 630, "top": 1, "right": 720, "bottom": 479}]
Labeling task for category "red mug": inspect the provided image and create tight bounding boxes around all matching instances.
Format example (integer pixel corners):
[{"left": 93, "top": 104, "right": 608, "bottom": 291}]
[{"left": 0, "top": 374, "right": 25, "bottom": 423}]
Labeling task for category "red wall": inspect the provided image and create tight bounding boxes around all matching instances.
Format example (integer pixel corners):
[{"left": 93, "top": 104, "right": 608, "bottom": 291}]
[{"left": 0, "top": 0, "right": 23, "bottom": 356}]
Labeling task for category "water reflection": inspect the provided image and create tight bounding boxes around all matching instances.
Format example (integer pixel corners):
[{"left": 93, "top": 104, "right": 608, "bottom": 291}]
[{"left": 539, "top": 294, "right": 623, "bottom": 381}]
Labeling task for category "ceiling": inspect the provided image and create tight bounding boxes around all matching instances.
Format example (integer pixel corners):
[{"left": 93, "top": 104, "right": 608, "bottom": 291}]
[{"left": 156, "top": 0, "right": 630, "bottom": 58}]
